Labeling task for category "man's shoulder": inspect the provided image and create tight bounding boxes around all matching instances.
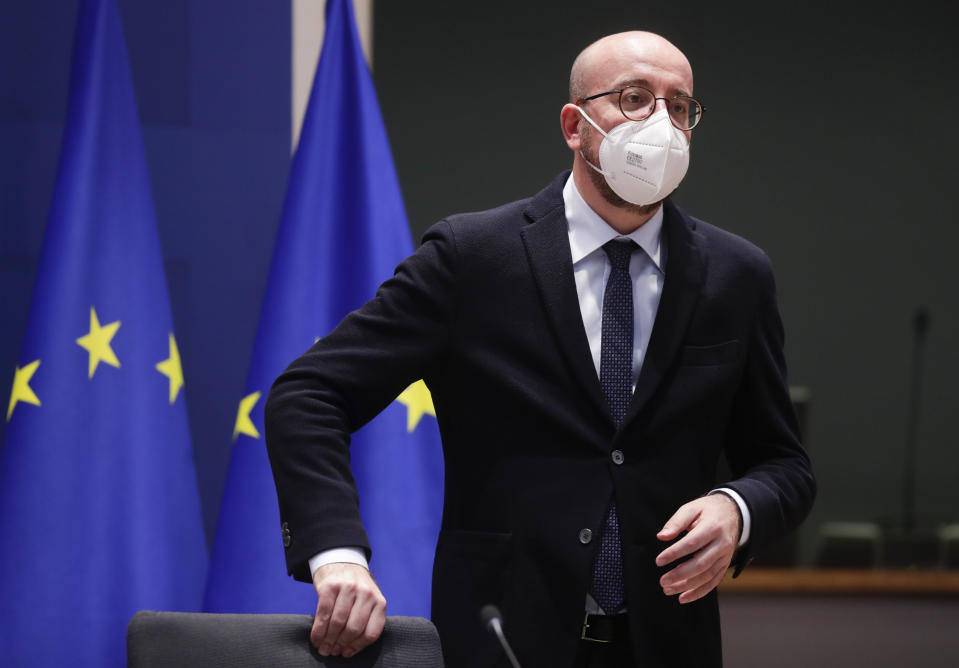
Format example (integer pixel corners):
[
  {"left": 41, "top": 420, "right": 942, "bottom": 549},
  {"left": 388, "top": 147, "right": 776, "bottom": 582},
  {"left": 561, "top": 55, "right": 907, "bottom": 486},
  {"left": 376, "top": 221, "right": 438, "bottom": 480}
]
[
  {"left": 420, "top": 172, "right": 568, "bottom": 246},
  {"left": 672, "top": 201, "right": 772, "bottom": 270},
  {"left": 443, "top": 196, "right": 534, "bottom": 234}
]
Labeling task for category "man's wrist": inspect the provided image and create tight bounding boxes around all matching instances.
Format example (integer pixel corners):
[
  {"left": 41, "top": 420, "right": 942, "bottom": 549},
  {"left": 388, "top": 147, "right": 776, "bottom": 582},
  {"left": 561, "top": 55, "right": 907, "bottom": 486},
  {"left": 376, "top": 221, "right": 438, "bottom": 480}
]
[
  {"left": 709, "top": 488, "right": 751, "bottom": 547},
  {"left": 308, "top": 546, "right": 370, "bottom": 578}
]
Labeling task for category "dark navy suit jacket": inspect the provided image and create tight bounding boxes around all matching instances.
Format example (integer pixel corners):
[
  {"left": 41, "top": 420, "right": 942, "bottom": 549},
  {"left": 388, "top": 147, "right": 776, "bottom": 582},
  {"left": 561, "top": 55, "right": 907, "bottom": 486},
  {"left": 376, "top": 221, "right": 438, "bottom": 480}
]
[{"left": 265, "top": 172, "right": 815, "bottom": 668}]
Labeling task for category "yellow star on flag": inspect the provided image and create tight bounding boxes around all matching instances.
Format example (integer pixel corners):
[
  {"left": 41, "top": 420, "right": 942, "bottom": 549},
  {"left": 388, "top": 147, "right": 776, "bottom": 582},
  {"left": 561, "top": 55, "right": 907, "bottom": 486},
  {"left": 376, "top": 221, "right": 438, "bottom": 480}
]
[
  {"left": 76, "top": 307, "right": 121, "bottom": 378},
  {"left": 233, "top": 391, "right": 262, "bottom": 441},
  {"left": 396, "top": 380, "right": 436, "bottom": 432},
  {"left": 155, "top": 333, "right": 184, "bottom": 404},
  {"left": 7, "top": 360, "right": 42, "bottom": 421}
]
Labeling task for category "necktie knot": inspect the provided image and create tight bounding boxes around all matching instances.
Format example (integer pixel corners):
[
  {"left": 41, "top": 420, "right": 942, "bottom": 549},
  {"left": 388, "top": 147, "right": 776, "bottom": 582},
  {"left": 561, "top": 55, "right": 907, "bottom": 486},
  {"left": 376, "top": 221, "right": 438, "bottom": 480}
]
[{"left": 603, "top": 239, "right": 637, "bottom": 272}]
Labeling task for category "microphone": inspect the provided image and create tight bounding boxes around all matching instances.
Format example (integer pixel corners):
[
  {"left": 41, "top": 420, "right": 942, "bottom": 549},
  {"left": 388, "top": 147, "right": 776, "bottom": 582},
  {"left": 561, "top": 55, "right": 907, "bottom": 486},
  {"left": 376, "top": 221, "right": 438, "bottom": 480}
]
[{"left": 480, "top": 604, "right": 523, "bottom": 668}]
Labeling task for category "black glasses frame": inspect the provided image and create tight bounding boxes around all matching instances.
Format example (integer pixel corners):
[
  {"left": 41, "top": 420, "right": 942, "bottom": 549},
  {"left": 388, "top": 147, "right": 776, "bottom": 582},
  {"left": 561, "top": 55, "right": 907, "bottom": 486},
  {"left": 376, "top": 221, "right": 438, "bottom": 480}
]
[{"left": 578, "top": 86, "right": 705, "bottom": 130}]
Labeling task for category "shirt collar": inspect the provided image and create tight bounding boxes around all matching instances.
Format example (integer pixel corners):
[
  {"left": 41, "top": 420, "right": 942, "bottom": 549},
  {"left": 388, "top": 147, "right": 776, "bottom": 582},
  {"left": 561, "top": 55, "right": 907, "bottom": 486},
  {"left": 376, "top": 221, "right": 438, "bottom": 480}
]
[{"left": 563, "top": 174, "right": 665, "bottom": 272}]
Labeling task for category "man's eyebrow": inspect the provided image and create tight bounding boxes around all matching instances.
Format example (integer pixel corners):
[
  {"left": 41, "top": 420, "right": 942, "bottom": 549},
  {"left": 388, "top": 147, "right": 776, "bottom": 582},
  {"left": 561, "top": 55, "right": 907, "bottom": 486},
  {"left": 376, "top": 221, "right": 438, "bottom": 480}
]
[
  {"left": 618, "top": 78, "right": 692, "bottom": 98},
  {"left": 618, "top": 78, "right": 652, "bottom": 88}
]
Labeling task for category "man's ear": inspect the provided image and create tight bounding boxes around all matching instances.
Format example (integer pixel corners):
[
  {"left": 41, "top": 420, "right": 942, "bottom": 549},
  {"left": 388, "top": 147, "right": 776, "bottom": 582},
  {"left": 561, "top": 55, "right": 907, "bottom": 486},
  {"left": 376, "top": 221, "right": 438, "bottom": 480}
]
[{"left": 560, "top": 104, "right": 583, "bottom": 151}]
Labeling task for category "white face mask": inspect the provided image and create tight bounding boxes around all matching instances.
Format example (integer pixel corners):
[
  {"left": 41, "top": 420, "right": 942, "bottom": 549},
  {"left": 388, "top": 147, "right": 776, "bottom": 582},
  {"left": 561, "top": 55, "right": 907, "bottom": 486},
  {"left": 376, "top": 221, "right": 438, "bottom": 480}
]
[{"left": 575, "top": 106, "right": 690, "bottom": 206}]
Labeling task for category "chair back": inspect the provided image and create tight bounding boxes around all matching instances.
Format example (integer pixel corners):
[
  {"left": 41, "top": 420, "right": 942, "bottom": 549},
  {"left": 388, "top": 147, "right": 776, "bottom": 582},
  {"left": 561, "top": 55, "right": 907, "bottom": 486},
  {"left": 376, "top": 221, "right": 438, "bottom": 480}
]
[{"left": 127, "top": 611, "right": 444, "bottom": 667}]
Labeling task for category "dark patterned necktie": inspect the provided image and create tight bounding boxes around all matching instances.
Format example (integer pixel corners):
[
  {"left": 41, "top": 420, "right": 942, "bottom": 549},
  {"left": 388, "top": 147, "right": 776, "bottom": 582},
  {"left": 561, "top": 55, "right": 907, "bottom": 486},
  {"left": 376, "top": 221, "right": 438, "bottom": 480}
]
[{"left": 591, "top": 239, "right": 637, "bottom": 614}]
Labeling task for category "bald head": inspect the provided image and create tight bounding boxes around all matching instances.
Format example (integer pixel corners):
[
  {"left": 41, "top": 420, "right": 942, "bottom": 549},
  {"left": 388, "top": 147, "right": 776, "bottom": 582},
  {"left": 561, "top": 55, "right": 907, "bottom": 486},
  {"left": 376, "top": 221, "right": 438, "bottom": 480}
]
[
  {"left": 569, "top": 31, "right": 693, "bottom": 102},
  {"left": 560, "top": 31, "right": 696, "bottom": 230}
]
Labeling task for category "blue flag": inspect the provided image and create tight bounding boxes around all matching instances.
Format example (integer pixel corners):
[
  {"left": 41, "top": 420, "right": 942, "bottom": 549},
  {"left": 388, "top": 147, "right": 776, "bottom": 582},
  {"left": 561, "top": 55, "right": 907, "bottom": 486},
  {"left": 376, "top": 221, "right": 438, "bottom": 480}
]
[
  {"left": 204, "top": 0, "right": 444, "bottom": 616},
  {"left": 0, "top": 1, "right": 208, "bottom": 666}
]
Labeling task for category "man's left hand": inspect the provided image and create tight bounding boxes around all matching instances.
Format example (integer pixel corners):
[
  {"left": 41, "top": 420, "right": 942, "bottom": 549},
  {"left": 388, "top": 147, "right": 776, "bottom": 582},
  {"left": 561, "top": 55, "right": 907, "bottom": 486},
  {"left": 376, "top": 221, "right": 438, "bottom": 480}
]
[{"left": 655, "top": 494, "right": 741, "bottom": 604}]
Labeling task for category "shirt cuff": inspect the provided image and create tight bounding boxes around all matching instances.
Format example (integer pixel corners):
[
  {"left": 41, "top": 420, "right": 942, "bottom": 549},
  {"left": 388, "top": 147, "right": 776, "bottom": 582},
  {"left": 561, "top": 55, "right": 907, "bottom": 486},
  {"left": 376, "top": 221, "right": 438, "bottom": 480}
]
[
  {"left": 308, "top": 547, "right": 370, "bottom": 578},
  {"left": 709, "top": 488, "right": 751, "bottom": 547}
]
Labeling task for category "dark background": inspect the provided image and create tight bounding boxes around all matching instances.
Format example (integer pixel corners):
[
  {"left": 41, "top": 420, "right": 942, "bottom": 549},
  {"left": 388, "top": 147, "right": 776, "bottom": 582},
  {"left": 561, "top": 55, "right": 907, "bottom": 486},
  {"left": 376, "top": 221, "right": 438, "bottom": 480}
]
[{"left": 2, "top": 0, "right": 957, "bottom": 567}]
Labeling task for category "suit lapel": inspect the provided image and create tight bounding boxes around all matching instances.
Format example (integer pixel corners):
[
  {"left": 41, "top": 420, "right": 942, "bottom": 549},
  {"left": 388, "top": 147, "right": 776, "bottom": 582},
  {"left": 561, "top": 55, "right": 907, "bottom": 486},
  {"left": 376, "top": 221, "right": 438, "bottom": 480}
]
[
  {"left": 622, "top": 199, "right": 707, "bottom": 427},
  {"left": 520, "top": 174, "right": 608, "bottom": 421},
  {"left": 519, "top": 178, "right": 708, "bottom": 430}
]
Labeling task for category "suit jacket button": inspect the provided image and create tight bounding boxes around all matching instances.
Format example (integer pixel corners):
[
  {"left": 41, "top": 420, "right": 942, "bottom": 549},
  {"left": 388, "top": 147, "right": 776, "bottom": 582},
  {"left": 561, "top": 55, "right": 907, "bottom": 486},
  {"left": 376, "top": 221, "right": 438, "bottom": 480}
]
[
  {"left": 579, "top": 528, "right": 593, "bottom": 544},
  {"left": 611, "top": 449, "right": 624, "bottom": 465},
  {"left": 281, "top": 522, "right": 292, "bottom": 548}
]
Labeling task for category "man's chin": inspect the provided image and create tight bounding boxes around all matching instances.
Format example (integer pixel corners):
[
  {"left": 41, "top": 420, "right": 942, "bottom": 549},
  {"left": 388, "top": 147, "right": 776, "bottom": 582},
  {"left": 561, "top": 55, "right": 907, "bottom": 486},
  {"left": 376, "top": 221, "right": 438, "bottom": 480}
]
[{"left": 588, "top": 168, "right": 664, "bottom": 216}]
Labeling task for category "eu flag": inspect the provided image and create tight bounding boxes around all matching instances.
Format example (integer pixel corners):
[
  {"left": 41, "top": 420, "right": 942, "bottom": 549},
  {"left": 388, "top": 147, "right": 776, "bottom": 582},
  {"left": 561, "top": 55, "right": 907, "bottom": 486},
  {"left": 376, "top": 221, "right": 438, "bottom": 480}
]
[
  {"left": 204, "top": 0, "right": 444, "bottom": 616},
  {"left": 0, "top": 1, "right": 207, "bottom": 666}
]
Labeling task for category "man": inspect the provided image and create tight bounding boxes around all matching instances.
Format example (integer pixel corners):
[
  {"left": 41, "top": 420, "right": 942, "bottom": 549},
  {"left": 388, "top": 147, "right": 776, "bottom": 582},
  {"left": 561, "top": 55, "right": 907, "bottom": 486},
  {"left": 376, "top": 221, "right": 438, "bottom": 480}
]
[{"left": 265, "top": 31, "right": 815, "bottom": 668}]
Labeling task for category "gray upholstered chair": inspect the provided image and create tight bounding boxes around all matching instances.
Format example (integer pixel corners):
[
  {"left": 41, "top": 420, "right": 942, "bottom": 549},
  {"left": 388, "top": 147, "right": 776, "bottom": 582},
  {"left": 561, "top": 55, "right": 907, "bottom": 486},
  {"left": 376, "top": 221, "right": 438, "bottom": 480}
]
[{"left": 127, "top": 611, "right": 444, "bottom": 668}]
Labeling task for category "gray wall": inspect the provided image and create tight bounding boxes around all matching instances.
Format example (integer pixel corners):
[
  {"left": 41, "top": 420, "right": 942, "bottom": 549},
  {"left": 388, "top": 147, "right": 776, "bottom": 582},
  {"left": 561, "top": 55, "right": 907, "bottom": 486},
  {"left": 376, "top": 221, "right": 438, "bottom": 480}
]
[{"left": 374, "top": 0, "right": 959, "bottom": 565}]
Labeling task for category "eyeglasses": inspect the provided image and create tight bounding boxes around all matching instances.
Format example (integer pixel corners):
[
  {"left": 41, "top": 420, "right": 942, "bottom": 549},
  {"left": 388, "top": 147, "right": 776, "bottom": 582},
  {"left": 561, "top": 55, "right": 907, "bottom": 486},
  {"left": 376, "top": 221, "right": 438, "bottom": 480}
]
[{"left": 578, "top": 85, "right": 705, "bottom": 130}]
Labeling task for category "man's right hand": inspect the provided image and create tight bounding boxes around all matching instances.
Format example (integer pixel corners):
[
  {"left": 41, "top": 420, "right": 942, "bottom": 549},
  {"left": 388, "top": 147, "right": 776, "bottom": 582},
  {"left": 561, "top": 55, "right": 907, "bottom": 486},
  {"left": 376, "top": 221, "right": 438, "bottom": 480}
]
[{"left": 311, "top": 562, "right": 387, "bottom": 658}]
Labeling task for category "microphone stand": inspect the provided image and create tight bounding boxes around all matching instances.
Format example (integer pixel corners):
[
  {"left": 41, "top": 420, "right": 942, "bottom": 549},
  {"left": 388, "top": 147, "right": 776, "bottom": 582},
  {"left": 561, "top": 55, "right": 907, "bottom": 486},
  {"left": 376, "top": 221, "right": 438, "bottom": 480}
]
[
  {"left": 901, "top": 307, "right": 928, "bottom": 533},
  {"left": 883, "top": 307, "right": 938, "bottom": 568}
]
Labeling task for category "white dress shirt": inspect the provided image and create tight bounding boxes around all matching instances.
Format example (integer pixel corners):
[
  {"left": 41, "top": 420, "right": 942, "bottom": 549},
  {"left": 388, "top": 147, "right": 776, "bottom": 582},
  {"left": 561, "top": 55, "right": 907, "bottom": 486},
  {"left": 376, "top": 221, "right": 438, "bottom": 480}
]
[
  {"left": 307, "top": 176, "right": 749, "bottom": 578},
  {"left": 565, "top": 173, "right": 665, "bottom": 390}
]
